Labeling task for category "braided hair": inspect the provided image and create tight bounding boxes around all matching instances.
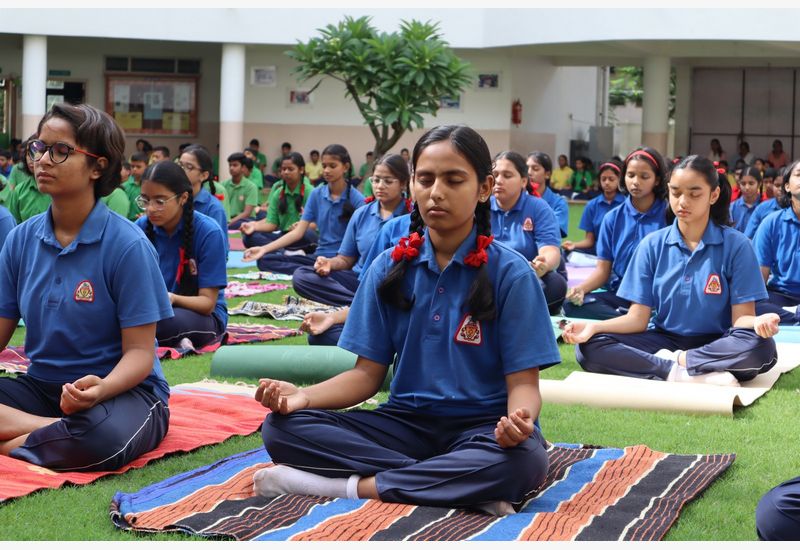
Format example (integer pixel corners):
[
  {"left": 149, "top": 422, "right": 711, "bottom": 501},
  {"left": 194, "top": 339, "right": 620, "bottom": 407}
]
[
  {"left": 321, "top": 144, "right": 356, "bottom": 222},
  {"left": 379, "top": 125, "right": 496, "bottom": 321},
  {"left": 141, "top": 160, "right": 199, "bottom": 296},
  {"left": 277, "top": 152, "right": 306, "bottom": 215},
  {"left": 183, "top": 144, "right": 216, "bottom": 196}
]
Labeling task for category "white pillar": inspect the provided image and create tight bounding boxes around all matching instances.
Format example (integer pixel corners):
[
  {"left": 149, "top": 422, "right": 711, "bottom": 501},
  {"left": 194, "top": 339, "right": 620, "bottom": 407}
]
[
  {"left": 673, "top": 65, "right": 692, "bottom": 156},
  {"left": 21, "top": 35, "right": 47, "bottom": 139},
  {"left": 218, "top": 43, "right": 246, "bottom": 181},
  {"left": 642, "top": 56, "right": 670, "bottom": 154}
]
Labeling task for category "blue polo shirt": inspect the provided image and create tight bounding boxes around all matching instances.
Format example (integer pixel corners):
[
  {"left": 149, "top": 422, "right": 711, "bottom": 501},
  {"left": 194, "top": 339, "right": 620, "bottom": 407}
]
[
  {"left": 744, "top": 198, "right": 779, "bottom": 239},
  {"left": 194, "top": 187, "right": 230, "bottom": 255},
  {"left": 579, "top": 192, "right": 625, "bottom": 236},
  {"left": 490, "top": 193, "right": 561, "bottom": 261},
  {"left": 619, "top": 220, "right": 767, "bottom": 336},
  {"left": 540, "top": 186, "right": 569, "bottom": 237},
  {"left": 754, "top": 208, "right": 800, "bottom": 296},
  {"left": 729, "top": 197, "right": 760, "bottom": 233},
  {"left": 596, "top": 197, "right": 667, "bottom": 292},
  {"left": 301, "top": 183, "right": 365, "bottom": 257},
  {"left": 339, "top": 200, "right": 410, "bottom": 274},
  {"left": 0, "top": 201, "right": 173, "bottom": 403},
  {"left": 0, "top": 205, "right": 16, "bottom": 251},
  {"left": 339, "top": 226, "right": 561, "bottom": 417},
  {"left": 137, "top": 211, "right": 228, "bottom": 328},
  {"left": 358, "top": 214, "right": 411, "bottom": 281}
]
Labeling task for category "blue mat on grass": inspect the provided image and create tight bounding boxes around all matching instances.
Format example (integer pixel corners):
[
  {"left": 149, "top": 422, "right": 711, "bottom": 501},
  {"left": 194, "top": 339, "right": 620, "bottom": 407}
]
[{"left": 226, "top": 250, "right": 251, "bottom": 269}]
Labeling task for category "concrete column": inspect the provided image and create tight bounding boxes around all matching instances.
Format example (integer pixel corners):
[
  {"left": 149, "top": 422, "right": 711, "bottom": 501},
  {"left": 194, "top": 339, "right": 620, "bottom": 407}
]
[
  {"left": 673, "top": 65, "right": 692, "bottom": 156},
  {"left": 642, "top": 56, "right": 670, "bottom": 154},
  {"left": 21, "top": 35, "right": 47, "bottom": 139},
  {"left": 218, "top": 43, "right": 246, "bottom": 181}
]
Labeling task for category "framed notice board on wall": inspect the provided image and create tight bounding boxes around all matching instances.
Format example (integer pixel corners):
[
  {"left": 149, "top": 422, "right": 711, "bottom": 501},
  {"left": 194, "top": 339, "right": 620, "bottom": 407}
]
[{"left": 105, "top": 76, "right": 198, "bottom": 136}]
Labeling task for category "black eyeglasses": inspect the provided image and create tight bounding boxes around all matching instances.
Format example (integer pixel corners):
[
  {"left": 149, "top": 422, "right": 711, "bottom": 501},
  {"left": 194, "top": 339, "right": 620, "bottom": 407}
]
[{"left": 27, "top": 139, "right": 101, "bottom": 164}]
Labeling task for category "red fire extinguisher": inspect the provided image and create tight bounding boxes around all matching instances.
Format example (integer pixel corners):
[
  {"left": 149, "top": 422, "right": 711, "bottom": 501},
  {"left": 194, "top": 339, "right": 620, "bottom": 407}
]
[{"left": 512, "top": 99, "right": 522, "bottom": 126}]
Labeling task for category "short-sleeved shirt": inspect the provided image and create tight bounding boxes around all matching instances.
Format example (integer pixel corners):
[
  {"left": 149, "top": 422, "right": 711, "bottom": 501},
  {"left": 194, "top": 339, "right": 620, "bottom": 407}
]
[
  {"left": 203, "top": 181, "right": 231, "bottom": 221},
  {"left": 339, "top": 226, "right": 561, "bottom": 417},
  {"left": 255, "top": 152, "right": 268, "bottom": 171},
  {"left": 100, "top": 187, "right": 130, "bottom": 218},
  {"left": 358, "top": 163, "right": 371, "bottom": 178},
  {"left": 729, "top": 197, "right": 759, "bottom": 233},
  {"left": 270, "top": 157, "right": 282, "bottom": 175},
  {"left": 579, "top": 192, "right": 625, "bottom": 236},
  {"left": 569, "top": 170, "right": 593, "bottom": 193},
  {"left": 338, "top": 199, "right": 410, "bottom": 273},
  {"left": 596, "top": 197, "right": 667, "bottom": 292},
  {"left": 744, "top": 198, "right": 780, "bottom": 239},
  {"left": 223, "top": 178, "right": 260, "bottom": 217},
  {"left": 136, "top": 211, "right": 228, "bottom": 328},
  {"left": 306, "top": 161, "right": 324, "bottom": 181},
  {"left": 358, "top": 214, "right": 411, "bottom": 281},
  {"left": 123, "top": 179, "right": 143, "bottom": 220},
  {"left": 490, "top": 193, "right": 561, "bottom": 261},
  {"left": 540, "top": 186, "right": 569, "bottom": 237},
  {"left": 0, "top": 205, "right": 16, "bottom": 251},
  {"left": 754, "top": 208, "right": 800, "bottom": 296},
  {"left": 6, "top": 171, "right": 52, "bottom": 224},
  {"left": 301, "top": 184, "right": 366, "bottom": 257},
  {"left": 194, "top": 186, "right": 229, "bottom": 255},
  {"left": 619, "top": 220, "right": 767, "bottom": 336},
  {"left": 0, "top": 201, "right": 173, "bottom": 403},
  {"left": 550, "top": 166, "right": 574, "bottom": 191},
  {"left": 266, "top": 180, "right": 315, "bottom": 232},
  {"left": 246, "top": 169, "right": 264, "bottom": 190}
]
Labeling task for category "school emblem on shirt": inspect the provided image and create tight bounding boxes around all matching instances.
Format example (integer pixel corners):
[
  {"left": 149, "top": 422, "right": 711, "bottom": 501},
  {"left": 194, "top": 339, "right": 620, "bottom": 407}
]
[
  {"left": 704, "top": 273, "right": 722, "bottom": 295},
  {"left": 74, "top": 280, "right": 95, "bottom": 303},
  {"left": 454, "top": 314, "right": 483, "bottom": 346},
  {"left": 523, "top": 217, "right": 534, "bottom": 232}
]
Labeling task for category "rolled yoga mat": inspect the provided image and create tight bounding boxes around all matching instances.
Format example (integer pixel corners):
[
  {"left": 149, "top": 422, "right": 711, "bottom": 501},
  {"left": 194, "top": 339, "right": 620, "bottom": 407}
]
[{"left": 210, "top": 345, "right": 393, "bottom": 389}]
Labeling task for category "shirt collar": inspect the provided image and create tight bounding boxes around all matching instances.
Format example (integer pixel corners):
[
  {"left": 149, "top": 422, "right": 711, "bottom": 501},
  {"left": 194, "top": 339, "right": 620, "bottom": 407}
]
[
  {"left": 665, "top": 218, "right": 724, "bottom": 248},
  {"left": 780, "top": 207, "right": 800, "bottom": 225},
  {"left": 416, "top": 225, "right": 479, "bottom": 273},
  {"left": 490, "top": 193, "right": 526, "bottom": 213},
  {"left": 36, "top": 200, "right": 110, "bottom": 252},
  {"left": 624, "top": 195, "right": 663, "bottom": 218},
  {"left": 605, "top": 193, "right": 625, "bottom": 206},
  {"left": 194, "top": 188, "right": 210, "bottom": 205}
]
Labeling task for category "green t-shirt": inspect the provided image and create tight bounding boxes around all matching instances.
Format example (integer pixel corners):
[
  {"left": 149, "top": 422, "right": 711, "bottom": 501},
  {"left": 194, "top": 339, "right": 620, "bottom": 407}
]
[
  {"left": 203, "top": 181, "right": 231, "bottom": 220},
  {"left": 271, "top": 157, "right": 282, "bottom": 175},
  {"left": 256, "top": 152, "right": 267, "bottom": 171},
  {"left": 7, "top": 172, "right": 51, "bottom": 223},
  {"left": 223, "top": 178, "right": 259, "bottom": 217},
  {"left": 570, "top": 170, "right": 593, "bottom": 193},
  {"left": 362, "top": 176, "right": 373, "bottom": 198},
  {"left": 101, "top": 187, "right": 130, "bottom": 218},
  {"left": 266, "top": 180, "right": 315, "bottom": 232},
  {"left": 0, "top": 174, "right": 11, "bottom": 207},
  {"left": 246, "top": 168, "right": 264, "bottom": 190},
  {"left": 359, "top": 162, "right": 371, "bottom": 178},
  {"left": 123, "top": 179, "right": 143, "bottom": 220}
]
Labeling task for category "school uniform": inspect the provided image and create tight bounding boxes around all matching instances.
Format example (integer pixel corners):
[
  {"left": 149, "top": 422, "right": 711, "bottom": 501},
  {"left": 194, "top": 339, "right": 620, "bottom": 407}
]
[
  {"left": 563, "top": 197, "right": 667, "bottom": 320},
  {"left": 100, "top": 187, "right": 130, "bottom": 218},
  {"left": 0, "top": 204, "right": 16, "bottom": 251},
  {"left": 263, "top": 226, "right": 560, "bottom": 509},
  {"left": 137, "top": 211, "right": 228, "bottom": 348},
  {"left": 744, "top": 198, "right": 780, "bottom": 239},
  {"left": 577, "top": 220, "right": 777, "bottom": 381},
  {"left": 203, "top": 181, "right": 231, "bottom": 221},
  {"left": 754, "top": 208, "right": 800, "bottom": 324},
  {"left": 6, "top": 171, "right": 51, "bottom": 224},
  {"left": 756, "top": 476, "right": 800, "bottom": 540},
  {"left": 729, "top": 197, "right": 759, "bottom": 233},
  {"left": 223, "top": 177, "right": 260, "bottom": 229},
  {"left": 123, "top": 179, "right": 143, "bottom": 220},
  {"left": 247, "top": 168, "right": 265, "bottom": 191},
  {"left": 540, "top": 186, "right": 569, "bottom": 237},
  {"left": 0, "top": 201, "right": 172, "bottom": 471},
  {"left": 576, "top": 192, "right": 625, "bottom": 255},
  {"left": 491, "top": 193, "right": 567, "bottom": 314},
  {"left": 241, "top": 180, "right": 317, "bottom": 253},
  {"left": 193, "top": 187, "right": 229, "bottom": 256},
  {"left": 257, "top": 184, "right": 365, "bottom": 275}
]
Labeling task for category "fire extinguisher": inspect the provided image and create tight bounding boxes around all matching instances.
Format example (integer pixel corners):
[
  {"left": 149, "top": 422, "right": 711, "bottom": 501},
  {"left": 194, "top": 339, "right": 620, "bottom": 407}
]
[{"left": 512, "top": 99, "right": 522, "bottom": 126}]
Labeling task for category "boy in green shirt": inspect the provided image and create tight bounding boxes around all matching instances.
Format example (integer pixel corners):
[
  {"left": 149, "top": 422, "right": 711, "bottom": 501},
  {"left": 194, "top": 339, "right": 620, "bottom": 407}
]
[
  {"left": 244, "top": 148, "right": 265, "bottom": 190},
  {"left": 249, "top": 138, "right": 268, "bottom": 174},
  {"left": 356, "top": 151, "right": 373, "bottom": 186},
  {"left": 267, "top": 142, "right": 292, "bottom": 185},
  {"left": 223, "top": 152, "right": 260, "bottom": 229},
  {"left": 122, "top": 152, "right": 149, "bottom": 220},
  {"left": 6, "top": 156, "right": 51, "bottom": 224}
]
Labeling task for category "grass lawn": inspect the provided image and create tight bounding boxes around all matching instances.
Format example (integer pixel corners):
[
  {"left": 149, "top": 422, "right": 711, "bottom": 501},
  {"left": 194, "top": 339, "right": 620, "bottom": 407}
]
[{"left": 1, "top": 214, "right": 797, "bottom": 541}]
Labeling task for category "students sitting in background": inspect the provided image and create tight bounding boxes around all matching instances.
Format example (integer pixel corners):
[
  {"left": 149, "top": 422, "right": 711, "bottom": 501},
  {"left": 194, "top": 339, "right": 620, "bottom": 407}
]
[
  {"left": 223, "top": 153, "right": 260, "bottom": 230},
  {"left": 550, "top": 154, "right": 573, "bottom": 197}
]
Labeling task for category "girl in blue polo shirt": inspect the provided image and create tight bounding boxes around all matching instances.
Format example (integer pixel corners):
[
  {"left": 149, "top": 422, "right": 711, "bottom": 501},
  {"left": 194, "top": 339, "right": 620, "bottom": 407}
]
[
  {"left": 136, "top": 161, "right": 228, "bottom": 348},
  {"left": 253, "top": 125, "right": 560, "bottom": 516},
  {"left": 179, "top": 145, "right": 229, "bottom": 236},
  {"left": 564, "top": 155, "right": 778, "bottom": 385},
  {"left": 730, "top": 166, "right": 762, "bottom": 233},
  {"left": 243, "top": 144, "right": 365, "bottom": 275},
  {"left": 292, "top": 154, "right": 411, "bottom": 306},
  {"left": 0, "top": 103, "right": 172, "bottom": 471},
  {"left": 491, "top": 151, "right": 566, "bottom": 314},
  {"left": 745, "top": 167, "right": 784, "bottom": 239},
  {"left": 562, "top": 159, "right": 625, "bottom": 256},
  {"left": 563, "top": 147, "right": 669, "bottom": 320},
  {"left": 754, "top": 159, "right": 800, "bottom": 325},
  {"left": 526, "top": 151, "right": 569, "bottom": 237}
]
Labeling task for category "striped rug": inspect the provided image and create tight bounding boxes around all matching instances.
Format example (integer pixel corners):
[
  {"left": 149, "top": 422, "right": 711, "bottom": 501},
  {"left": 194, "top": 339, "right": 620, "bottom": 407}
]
[{"left": 110, "top": 443, "right": 734, "bottom": 541}]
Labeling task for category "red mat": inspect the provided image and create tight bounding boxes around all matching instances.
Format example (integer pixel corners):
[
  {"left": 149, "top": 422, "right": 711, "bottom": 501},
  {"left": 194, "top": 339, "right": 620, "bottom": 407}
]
[
  {"left": 229, "top": 235, "right": 245, "bottom": 251},
  {"left": 0, "top": 383, "right": 267, "bottom": 503}
]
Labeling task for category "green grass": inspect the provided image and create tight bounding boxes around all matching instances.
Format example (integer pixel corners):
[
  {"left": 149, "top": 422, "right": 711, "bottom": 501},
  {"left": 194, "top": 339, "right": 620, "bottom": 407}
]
[{"left": 1, "top": 216, "right": 798, "bottom": 541}]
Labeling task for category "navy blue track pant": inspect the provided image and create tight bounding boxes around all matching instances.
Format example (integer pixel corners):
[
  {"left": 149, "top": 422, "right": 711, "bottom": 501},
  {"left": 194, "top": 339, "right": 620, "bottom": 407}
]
[
  {"left": 563, "top": 290, "right": 631, "bottom": 320},
  {"left": 156, "top": 307, "right": 225, "bottom": 348},
  {"left": 756, "top": 476, "right": 800, "bottom": 540},
  {"left": 307, "top": 323, "right": 343, "bottom": 346},
  {"left": 292, "top": 267, "right": 360, "bottom": 307},
  {"left": 242, "top": 228, "right": 318, "bottom": 253},
  {"left": 755, "top": 289, "right": 800, "bottom": 325}
]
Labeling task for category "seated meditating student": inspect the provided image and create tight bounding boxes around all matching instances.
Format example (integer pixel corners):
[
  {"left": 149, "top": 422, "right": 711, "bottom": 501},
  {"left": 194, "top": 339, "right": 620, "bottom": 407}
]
[
  {"left": 240, "top": 152, "right": 317, "bottom": 254},
  {"left": 562, "top": 159, "right": 625, "bottom": 257},
  {"left": 180, "top": 145, "right": 229, "bottom": 240},
  {"left": 563, "top": 147, "right": 668, "bottom": 320},
  {"left": 243, "top": 144, "right": 365, "bottom": 275},
  {"left": 745, "top": 167, "right": 784, "bottom": 239},
  {"left": 754, "top": 159, "right": 800, "bottom": 325},
  {"left": 526, "top": 151, "right": 569, "bottom": 237},
  {"left": 564, "top": 155, "right": 778, "bottom": 386},
  {"left": 244, "top": 147, "right": 265, "bottom": 191},
  {"left": 254, "top": 124, "right": 560, "bottom": 516},
  {"left": 729, "top": 166, "right": 762, "bottom": 232},
  {"left": 136, "top": 161, "right": 228, "bottom": 348},
  {"left": 756, "top": 476, "right": 800, "bottom": 541},
  {"left": 6, "top": 136, "right": 52, "bottom": 224},
  {"left": 292, "top": 153, "right": 412, "bottom": 307},
  {"left": 568, "top": 157, "right": 596, "bottom": 200},
  {"left": 491, "top": 151, "right": 566, "bottom": 314},
  {"left": 550, "top": 154, "right": 574, "bottom": 197},
  {"left": 123, "top": 151, "right": 149, "bottom": 221},
  {"left": 0, "top": 103, "right": 172, "bottom": 470},
  {"left": 223, "top": 153, "right": 260, "bottom": 230}
]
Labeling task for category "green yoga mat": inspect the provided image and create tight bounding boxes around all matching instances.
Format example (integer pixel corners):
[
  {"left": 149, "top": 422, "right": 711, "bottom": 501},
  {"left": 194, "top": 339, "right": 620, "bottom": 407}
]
[{"left": 210, "top": 345, "right": 393, "bottom": 389}]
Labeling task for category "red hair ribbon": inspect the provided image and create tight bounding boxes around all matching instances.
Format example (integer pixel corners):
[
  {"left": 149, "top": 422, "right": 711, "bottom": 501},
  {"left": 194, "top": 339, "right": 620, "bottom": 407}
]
[
  {"left": 175, "top": 247, "right": 190, "bottom": 284},
  {"left": 625, "top": 149, "right": 659, "bottom": 170},
  {"left": 717, "top": 168, "right": 727, "bottom": 175},
  {"left": 404, "top": 198, "right": 413, "bottom": 212},
  {"left": 464, "top": 235, "right": 493, "bottom": 268},
  {"left": 391, "top": 232, "right": 424, "bottom": 262},
  {"left": 364, "top": 196, "right": 376, "bottom": 204},
  {"left": 599, "top": 162, "right": 620, "bottom": 174},
  {"left": 214, "top": 193, "right": 225, "bottom": 202},
  {"left": 530, "top": 181, "right": 541, "bottom": 197}
]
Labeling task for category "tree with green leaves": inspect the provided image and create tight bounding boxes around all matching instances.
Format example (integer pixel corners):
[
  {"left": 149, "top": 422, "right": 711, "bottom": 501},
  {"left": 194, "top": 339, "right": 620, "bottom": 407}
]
[
  {"left": 609, "top": 66, "right": 676, "bottom": 119},
  {"left": 287, "top": 16, "right": 472, "bottom": 158}
]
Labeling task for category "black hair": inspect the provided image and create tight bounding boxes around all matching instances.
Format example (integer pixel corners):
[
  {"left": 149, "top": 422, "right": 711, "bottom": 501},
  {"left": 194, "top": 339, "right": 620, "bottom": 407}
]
[
  {"left": 310, "top": 149, "right": 319, "bottom": 156},
  {"left": 249, "top": 138, "right": 260, "bottom": 147},
  {"left": 183, "top": 144, "right": 216, "bottom": 195},
  {"left": 141, "top": 160, "right": 198, "bottom": 296},
  {"left": 152, "top": 145, "right": 170, "bottom": 158},
  {"left": 244, "top": 147, "right": 258, "bottom": 156},
  {"left": 277, "top": 152, "right": 306, "bottom": 215},
  {"left": 620, "top": 146, "right": 668, "bottom": 201},
  {"left": 374, "top": 153, "right": 412, "bottom": 208},
  {"left": 228, "top": 152, "right": 253, "bottom": 171},
  {"left": 135, "top": 139, "right": 153, "bottom": 152},
  {"left": 778, "top": 159, "right": 800, "bottom": 209},
  {"left": 121, "top": 160, "right": 131, "bottom": 170},
  {"left": 740, "top": 141, "right": 750, "bottom": 152},
  {"left": 527, "top": 151, "right": 553, "bottom": 190},
  {"left": 718, "top": 159, "right": 729, "bottom": 168},
  {"left": 0, "top": 149, "right": 10, "bottom": 159},
  {"left": 37, "top": 104, "right": 124, "bottom": 198},
  {"left": 764, "top": 167, "right": 777, "bottom": 180},
  {"left": 666, "top": 155, "right": 731, "bottom": 227},
  {"left": 281, "top": 142, "right": 292, "bottom": 150},
  {"left": 20, "top": 134, "right": 37, "bottom": 175},
  {"left": 321, "top": 144, "right": 356, "bottom": 222},
  {"left": 379, "top": 125, "right": 496, "bottom": 321},
  {"left": 178, "top": 143, "right": 191, "bottom": 152},
  {"left": 493, "top": 150, "right": 531, "bottom": 194},
  {"left": 130, "top": 151, "right": 150, "bottom": 164},
  {"left": 597, "top": 159, "right": 623, "bottom": 189}
]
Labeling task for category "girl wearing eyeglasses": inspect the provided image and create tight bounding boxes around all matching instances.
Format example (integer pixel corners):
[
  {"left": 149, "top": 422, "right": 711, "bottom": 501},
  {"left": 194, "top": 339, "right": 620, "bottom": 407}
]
[
  {"left": 0, "top": 103, "right": 173, "bottom": 471},
  {"left": 292, "top": 153, "right": 412, "bottom": 306},
  {"left": 135, "top": 161, "right": 228, "bottom": 348}
]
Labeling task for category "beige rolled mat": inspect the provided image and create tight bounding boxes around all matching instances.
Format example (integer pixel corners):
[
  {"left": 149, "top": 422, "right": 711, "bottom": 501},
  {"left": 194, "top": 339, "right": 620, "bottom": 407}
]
[{"left": 540, "top": 342, "right": 800, "bottom": 416}]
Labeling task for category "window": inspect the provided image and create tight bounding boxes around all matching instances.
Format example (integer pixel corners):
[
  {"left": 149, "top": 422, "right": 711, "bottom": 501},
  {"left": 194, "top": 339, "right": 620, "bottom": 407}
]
[{"left": 105, "top": 76, "right": 198, "bottom": 136}]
